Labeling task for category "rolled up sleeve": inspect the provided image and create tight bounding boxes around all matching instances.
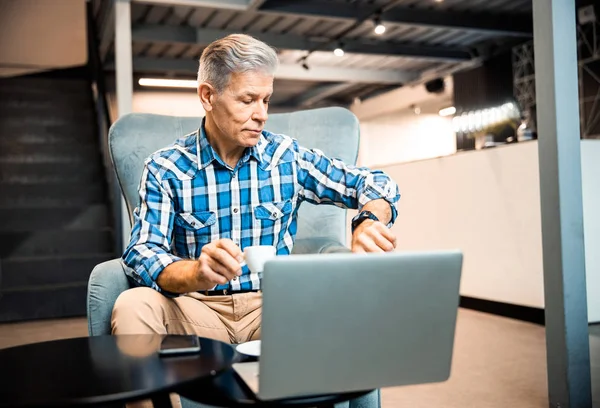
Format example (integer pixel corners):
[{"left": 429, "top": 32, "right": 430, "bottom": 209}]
[
  {"left": 296, "top": 144, "right": 400, "bottom": 226},
  {"left": 122, "top": 162, "right": 182, "bottom": 293}
]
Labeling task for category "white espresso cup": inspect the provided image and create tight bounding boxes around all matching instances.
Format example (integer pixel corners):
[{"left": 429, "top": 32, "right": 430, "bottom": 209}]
[{"left": 243, "top": 245, "right": 276, "bottom": 273}]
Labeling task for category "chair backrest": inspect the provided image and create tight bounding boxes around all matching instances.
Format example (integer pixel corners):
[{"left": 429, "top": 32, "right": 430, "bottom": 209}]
[{"left": 108, "top": 106, "right": 360, "bottom": 244}]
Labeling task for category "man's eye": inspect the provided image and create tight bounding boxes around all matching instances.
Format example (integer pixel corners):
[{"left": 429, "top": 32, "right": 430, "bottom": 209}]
[
  {"left": 264, "top": 100, "right": 270, "bottom": 104},
  {"left": 242, "top": 100, "right": 252, "bottom": 105}
]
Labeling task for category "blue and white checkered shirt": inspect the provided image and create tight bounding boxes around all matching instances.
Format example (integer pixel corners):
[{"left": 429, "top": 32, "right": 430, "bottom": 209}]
[{"left": 123, "top": 122, "right": 400, "bottom": 294}]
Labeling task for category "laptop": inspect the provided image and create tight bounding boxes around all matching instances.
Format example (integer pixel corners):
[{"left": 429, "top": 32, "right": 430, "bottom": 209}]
[{"left": 233, "top": 250, "right": 463, "bottom": 400}]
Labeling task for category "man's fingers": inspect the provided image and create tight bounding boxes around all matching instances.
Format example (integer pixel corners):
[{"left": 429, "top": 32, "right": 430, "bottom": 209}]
[
  {"left": 209, "top": 248, "right": 241, "bottom": 279},
  {"left": 359, "top": 223, "right": 395, "bottom": 252},
  {"left": 209, "top": 260, "right": 238, "bottom": 281},
  {"left": 217, "top": 239, "right": 243, "bottom": 262},
  {"left": 351, "top": 245, "right": 366, "bottom": 254},
  {"left": 371, "top": 232, "right": 395, "bottom": 252},
  {"left": 373, "top": 222, "right": 397, "bottom": 247},
  {"left": 355, "top": 234, "right": 384, "bottom": 253},
  {"left": 202, "top": 269, "right": 229, "bottom": 286},
  {"left": 197, "top": 260, "right": 229, "bottom": 285}
]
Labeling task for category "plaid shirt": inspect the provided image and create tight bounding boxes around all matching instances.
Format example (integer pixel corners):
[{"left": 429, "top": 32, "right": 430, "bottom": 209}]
[{"left": 123, "top": 122, "right": 400, "bottom": 295}]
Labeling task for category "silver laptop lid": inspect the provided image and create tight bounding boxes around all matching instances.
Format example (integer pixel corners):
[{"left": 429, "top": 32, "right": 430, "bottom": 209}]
[{"left": 258, "top": 250, "right": 463, "bottom": 400}]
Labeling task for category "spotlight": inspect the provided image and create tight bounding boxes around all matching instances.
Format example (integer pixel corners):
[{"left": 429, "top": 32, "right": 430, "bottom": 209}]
[
  {"left": 334, "top": 46, "right": 345, "bottom": 57},
  {"left": 373, "top": 18, "right": 386, "bottom": 35},
  {"left": 438, "top": 106, "right": 456, "bottom": 117}
]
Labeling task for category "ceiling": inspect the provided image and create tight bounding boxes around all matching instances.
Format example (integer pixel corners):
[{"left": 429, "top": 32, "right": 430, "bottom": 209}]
[{"left": 94, "top": 0, "right": 533, "bottom": 110}]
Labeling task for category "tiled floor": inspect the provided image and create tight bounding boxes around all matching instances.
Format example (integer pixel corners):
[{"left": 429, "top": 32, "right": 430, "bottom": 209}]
[{"left": 0, "top": 309, "right": 598, "bottom": 407}]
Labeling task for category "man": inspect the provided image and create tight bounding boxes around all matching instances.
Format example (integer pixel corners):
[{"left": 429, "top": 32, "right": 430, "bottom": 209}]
[{"left": 113, "top": 33, "right": 399, "bottom": 351}]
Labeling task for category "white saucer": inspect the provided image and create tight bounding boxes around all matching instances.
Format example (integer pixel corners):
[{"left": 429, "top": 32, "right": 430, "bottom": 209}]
[{"left": 236, "top": 340, "right": 261, "bottom": 357}]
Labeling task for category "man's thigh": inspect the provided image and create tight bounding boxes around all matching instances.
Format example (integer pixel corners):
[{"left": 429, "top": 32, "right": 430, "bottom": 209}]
[{"left": 111, "top": 287, "right": 230, "bottom": 343}]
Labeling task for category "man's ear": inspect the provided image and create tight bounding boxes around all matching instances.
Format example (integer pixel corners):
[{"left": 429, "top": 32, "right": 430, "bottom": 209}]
[{"left": 198, "top": 82, "right": 216, "bottom": 112}]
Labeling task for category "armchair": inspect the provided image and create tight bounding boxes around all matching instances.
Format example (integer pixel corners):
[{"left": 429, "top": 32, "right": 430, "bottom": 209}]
[{"left": 87, "top": 107, "right": 380, "bottom": 408}]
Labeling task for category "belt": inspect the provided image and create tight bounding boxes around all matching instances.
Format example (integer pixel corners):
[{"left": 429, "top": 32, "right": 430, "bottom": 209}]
[{"left": 200, "top": 289, "right": 261, "bottom": 296}]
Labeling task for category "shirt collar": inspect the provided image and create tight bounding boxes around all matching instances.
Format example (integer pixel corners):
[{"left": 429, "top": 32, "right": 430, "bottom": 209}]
[{"left": 196, "top": 118, "right": 266, "bottom": 170}]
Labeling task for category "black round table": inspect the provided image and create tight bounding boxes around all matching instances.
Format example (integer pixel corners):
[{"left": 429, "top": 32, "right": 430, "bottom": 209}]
[
  {"left": 179, "top": 355, "right": 372, "bottom": 408},
  {"left": 0, "top": 335, "right": 236, "bottom": 408}
]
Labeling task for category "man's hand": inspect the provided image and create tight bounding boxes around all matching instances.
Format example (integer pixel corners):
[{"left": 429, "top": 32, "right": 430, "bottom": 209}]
[
  {"left": 351, "top": 220, "right": 397, "bottom": 253},
  {"left": 157, "top": 239, "right": 243, "bottom": 293},
  {"left": 195, "top": 238, "right": 244, "bottom": 289}
]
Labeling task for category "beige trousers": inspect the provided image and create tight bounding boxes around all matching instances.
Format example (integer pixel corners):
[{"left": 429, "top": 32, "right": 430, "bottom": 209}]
[{"left": 111, "top": 287, "right": 263, "bottom": 407}]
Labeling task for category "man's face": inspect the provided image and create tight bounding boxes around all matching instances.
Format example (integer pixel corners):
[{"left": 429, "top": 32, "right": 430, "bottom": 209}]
[{"left": 209, "top": 71, "right": 274, "bottom": 149}]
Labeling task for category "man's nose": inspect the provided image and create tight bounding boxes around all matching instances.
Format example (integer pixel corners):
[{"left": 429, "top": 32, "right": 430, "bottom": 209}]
[{"left": 252, "top": 103, "right": 268, "bottom": 122}]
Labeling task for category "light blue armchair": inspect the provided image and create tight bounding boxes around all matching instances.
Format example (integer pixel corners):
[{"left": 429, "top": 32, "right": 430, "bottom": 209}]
[{"left": 86, "top": 107, "right": 381, "bottom": 408}]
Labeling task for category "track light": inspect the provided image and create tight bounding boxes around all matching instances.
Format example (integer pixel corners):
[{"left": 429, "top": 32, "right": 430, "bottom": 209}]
[
  {"left": 138, "top": 78, "right": 197, "bottom": 88},
  {"left": 333, "top": 43, "right": 345, "bottom": 57},
  {"left": 373, "top": 17, "right": 386, "bottom": 35},
  {"left": 300, "top": 56, "right": 310, "bottom": 70},
  {"left": 439, "top": 106, "right": 456, "bottom": 117},
  {"left": 374, "top": 23, "right": 386, "bottom": 35}
]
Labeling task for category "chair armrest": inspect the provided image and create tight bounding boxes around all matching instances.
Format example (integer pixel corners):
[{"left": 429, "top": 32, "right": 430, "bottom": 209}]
[
  {"left": 292, "top": 238, "right": 351, "bottom": 255},
  {"left": 87, "top": 258, "right": 131, "bottom": 336}
]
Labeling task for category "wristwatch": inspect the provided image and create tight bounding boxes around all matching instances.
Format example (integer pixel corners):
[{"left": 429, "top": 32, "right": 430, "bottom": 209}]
[{"left": 351, "top": 210, "right": 379, "bottom": 234}]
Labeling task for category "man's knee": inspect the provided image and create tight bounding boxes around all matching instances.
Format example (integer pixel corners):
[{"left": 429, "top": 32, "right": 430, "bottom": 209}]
[
  {"left": 112, "top": 287, "right": 166, "bottom": 334},
  {"left": 114, "top": 287, "right": 163, "bottom": 312}
]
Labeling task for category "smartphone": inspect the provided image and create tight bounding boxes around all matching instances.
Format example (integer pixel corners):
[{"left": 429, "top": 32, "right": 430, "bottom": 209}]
[{"left": 157, "top": 335, "right": 201, "bottom": 356}]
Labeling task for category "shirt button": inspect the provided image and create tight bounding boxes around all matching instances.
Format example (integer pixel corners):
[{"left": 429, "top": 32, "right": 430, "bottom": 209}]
[{"left": 233, "top": 208, "right": 239, "bottom": 214}]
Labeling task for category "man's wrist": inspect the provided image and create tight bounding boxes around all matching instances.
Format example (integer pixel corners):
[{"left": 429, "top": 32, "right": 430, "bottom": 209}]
[
  {"left": 352, "top": 219, "right": 376, "bottom": 235},
  {"left": 351, "top": 210, "right": 379, "bottom": 234}
]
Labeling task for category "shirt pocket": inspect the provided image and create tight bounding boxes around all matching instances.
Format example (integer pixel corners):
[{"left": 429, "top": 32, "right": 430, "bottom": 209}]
[
  {"left": 254, "top": 199, "right": 294, "bottom": 221},
  {"left": 174, "top": 211, "right": 217, "bottom": 243}
]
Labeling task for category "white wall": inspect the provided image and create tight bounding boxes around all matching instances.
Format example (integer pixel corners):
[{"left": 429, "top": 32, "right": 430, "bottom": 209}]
[
  {"left": 0, "top": 0, "right": 87, "bottom": 77},
  {"left": 376, "top": 140, "right": 600, "bottom": 323},
  {"left": 132, "top": 91, "right": 205, "bottom": 117},
  {"left": 108, "top": 90, "right": 205, "bottom": 121},
  {"left": 359, "top": 112, "right": 456, "bottom": 167},
  {"left": 351, "top": 77, "right": 454, "bottom": 121},
  {"left": 383, "top": 142, "right": 545, "bottom": 308},
  {"left": 351, "top": 76, "right": 456, "bottom": 167}
]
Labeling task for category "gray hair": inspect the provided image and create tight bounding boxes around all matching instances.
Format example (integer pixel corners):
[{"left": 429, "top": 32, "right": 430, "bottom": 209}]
[{"left": 198, "top": 34, "right": 279, "bottom": 93}]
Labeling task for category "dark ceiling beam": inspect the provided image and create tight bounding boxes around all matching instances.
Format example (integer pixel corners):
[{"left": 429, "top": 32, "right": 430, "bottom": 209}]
[
  {"left": 248, "top": 0, "right": 266, "bottom": 10},
  {"left": 291, "top": 83, "right": 360, "bottom": 107},
  {"left": 132, "top": 24, "right": 473, "bottom": 62},
  {"left": 259, "top": 0, "right": 533, "bottom": 38},
  {"left": 132, "top": 0, "right": 250, "bottom": 10}
]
